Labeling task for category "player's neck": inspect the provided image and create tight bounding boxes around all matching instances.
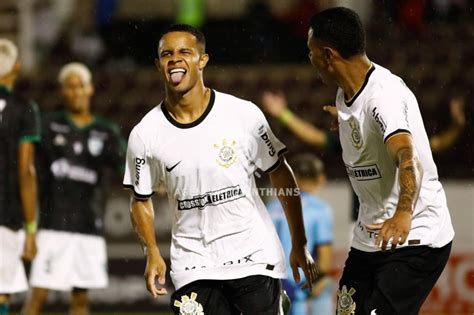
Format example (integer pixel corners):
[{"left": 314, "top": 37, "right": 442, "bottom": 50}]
[
  {"left": 337, "top": 55, "right": 372, "bottom": 102},
  {"left": 165, "top": 84, "right": 211, "bottom": 124},
  {"left": 67, "top": 111, "right": 94, "bottom": 128}
]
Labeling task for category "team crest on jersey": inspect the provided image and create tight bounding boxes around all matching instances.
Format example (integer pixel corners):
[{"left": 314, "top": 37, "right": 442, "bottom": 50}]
[
  {"left": 88, "top": 137, "right": 104, "bottom": 156},
  {"left": 214, "top": 139, "right": 237, "bottom": 168},
  {"left": 348, "top": 117, "right": 363, "bottom": 150},
  {"left": 53, "top": 134, "right": 67, "bottom": 146},
  {"left": 173, "top": 292, "right": 204, "bottom": 315},
  {"left": 73, "top": 141, "right": 83, "bottom": 155},
  {"left": 336, "top": 285, "right": 356, "bottom": 315}
]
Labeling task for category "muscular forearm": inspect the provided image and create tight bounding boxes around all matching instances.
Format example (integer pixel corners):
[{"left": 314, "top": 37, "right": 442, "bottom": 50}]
[
  {"left": 270, "top": 159, "right": 307, "bottom": 246},
  {"left": 396, "top": 148, "right": 423, "bottom": 213},
  {"left": 130, "top": 198, "right": 160, "bottom": 255}
]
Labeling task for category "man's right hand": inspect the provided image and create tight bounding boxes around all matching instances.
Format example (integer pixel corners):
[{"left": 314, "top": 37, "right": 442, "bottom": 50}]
[
  {"left": 144, "top": 247, "right": 168, "bottom": 297},
  {"left": 262, "top": 91, "right": 288, "bottom": 117}
]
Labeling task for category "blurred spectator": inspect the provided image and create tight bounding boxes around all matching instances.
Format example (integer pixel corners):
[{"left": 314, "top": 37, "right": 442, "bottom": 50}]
[
  {"left": 34, "top": 0, "right": 75, "bottom": 60},
  {"left": 267, "top": 154, "right": 334, "bottom": 315},
  {"left": 70, "top": 0, "right": 105, "bottom": 65}
]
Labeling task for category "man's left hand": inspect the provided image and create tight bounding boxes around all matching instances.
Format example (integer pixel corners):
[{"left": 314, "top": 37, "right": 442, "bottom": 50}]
[
  {"left": 366, "top": 211, "right": 412, "bottom": 251},
  {"left": 289, "top": 245, "right": 318, "bottom": 290}
]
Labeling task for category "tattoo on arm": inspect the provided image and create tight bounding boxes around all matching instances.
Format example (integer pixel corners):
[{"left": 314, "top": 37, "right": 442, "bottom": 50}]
[{"left": 397, "top": 147, "right": 422, "bottom": 213}]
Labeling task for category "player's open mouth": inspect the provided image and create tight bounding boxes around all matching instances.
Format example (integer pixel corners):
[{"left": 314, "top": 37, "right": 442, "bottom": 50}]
[{"left": 169, "top": 68, "right": 187, "bottom": 85}]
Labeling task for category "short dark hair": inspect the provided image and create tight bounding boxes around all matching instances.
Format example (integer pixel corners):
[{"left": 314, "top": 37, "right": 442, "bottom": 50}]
[
  {"left": 309, "top": 7, "right": 365, "bottom": 59},
  {"left": 160, "top": 24, "right": 206, "bottom": 52},
  {"left": 291, "top": 154, "right": 325, "bottom": 180}
]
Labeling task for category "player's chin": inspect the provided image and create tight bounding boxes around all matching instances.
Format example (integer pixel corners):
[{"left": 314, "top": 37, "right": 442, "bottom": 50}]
[{"left": 168, "top": 81, "right": 190, "bottom": 94}]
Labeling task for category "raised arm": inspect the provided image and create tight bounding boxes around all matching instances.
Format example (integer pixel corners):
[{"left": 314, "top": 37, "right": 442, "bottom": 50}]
[
  {"left": 130, "top": 197, "right": 168, "bottom": 297},
  {"left": 430, "top": 97, "right": 466, "bottom": 153},
  {"left": 269, "top": 157, "right": 318, "bottom": 289},
  {"left": 369, "top": 133, "right": 423, "bottom": 251},
  {"left": 262, "top": 91, "right": 329, "bottom": 149}
]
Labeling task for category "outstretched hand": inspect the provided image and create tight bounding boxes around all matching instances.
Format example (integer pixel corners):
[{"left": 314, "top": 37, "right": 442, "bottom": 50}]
[
  {"left": 289, "top": 245, "right": 318, "bottom": 291},
  {"left": 261, "top": 91, "right": 288, "bottom": 117},
  {"left": 144, "top": 247, "right": 168, "bottom": 297}
]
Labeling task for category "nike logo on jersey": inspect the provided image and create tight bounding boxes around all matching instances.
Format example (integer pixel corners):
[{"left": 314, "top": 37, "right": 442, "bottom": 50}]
[
  {"left": 166, "top": 161, "right": 181, "bottom": 172},
  {"left": 370, "top": 309, "right": 377, "bottom": 315}
]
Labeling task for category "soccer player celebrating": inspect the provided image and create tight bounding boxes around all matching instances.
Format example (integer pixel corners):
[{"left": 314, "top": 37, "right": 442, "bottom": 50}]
[
  {"left": 123, "top": 24, "right": 317, "bottom": 314},
  {"left": 306, "top": 7, "right": 454, "bottom": 314},
  {"left": 0, "top": 38, "right": 40, "bottom": 315},
  {"left": 22, "top": 63, "right": 126, "bottom": 315}
]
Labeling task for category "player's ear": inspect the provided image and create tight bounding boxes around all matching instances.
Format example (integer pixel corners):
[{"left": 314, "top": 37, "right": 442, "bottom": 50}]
[
  {"left": 323, "top": 47, "right": 334, "bottom": 64},
  {"left": 198, "top": 53, "right": 209, "bottom": 70}
]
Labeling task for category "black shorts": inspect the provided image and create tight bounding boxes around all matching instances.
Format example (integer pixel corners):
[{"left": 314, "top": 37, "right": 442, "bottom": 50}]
[
  {"left": 170, "top": 275, "right": 283, "bottom": 315},
  {"left": 337, "top": 242, "right": 452, "bottom": 315}
]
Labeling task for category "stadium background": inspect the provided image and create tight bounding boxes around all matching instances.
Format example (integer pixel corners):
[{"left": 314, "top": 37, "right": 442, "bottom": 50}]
[{"left": 2, "top": 0, "right": 473, "bottom": 314}]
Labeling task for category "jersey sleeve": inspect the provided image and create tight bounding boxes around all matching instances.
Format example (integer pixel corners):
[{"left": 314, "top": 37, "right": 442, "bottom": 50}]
[
  {"left": 19, "top": 101, "right": 41, "bottom": 143},
  {"left": 123, "top": 128, "right": 157, "bottom": 200},
  {"left": 368, "top": 91, "right": 411, "bottom": 143},
  {"left": 248, "top": 104, "right": 287, "bottom": 172}
]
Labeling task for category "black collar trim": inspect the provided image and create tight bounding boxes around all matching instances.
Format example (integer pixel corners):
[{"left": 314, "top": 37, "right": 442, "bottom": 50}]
[
  {"left": 344, "top": 65, "right": 375, "bottom": 107},
  {"left": 161, "top": 89, "right": 215, "bottom": 129}
]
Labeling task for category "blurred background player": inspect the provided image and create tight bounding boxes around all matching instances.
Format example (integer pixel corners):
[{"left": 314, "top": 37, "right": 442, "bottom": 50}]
[
  {"left": 22, "top": 62, "right": 126, "bottom": 315},
  {"left": 267, "top": 154, "right": 334, "bottom": 315},
  {"left": 0, "top": 38, "right": 40, "bottom": 315}
]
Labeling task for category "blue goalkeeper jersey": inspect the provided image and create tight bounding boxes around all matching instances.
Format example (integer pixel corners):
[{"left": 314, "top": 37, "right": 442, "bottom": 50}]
[{"left": 267, "top": 191, "right": 334, "bottom": 284}]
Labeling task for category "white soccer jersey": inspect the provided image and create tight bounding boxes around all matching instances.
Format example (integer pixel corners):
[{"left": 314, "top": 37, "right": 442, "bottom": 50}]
[
  {"left": 336, "top": 63, "right": 454, "bottom": 252},
  {"left": 123, "top": 90, "right": 288, "bottom": 289}
]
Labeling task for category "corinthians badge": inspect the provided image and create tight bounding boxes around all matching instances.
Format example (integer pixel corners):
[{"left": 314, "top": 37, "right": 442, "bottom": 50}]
[
  {"left": 173, "top": 292, "right": 204, "bottom": 315},
  {"left": 214, "top": 139, "right": 237, "bottom": 168},
  {"left": 348, "top": 117, "right": 363, "bottom": 150},
  {"left": 337, "top": 285, "right": 356, "bottom": 315}
]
